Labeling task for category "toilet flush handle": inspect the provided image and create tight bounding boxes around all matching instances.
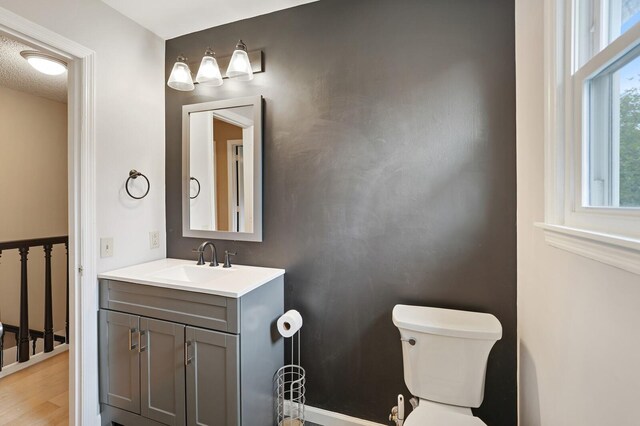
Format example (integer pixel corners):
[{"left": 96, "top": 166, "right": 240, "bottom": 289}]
[{"left": 401, "top": 337, "right": 416, "bottom": 346}]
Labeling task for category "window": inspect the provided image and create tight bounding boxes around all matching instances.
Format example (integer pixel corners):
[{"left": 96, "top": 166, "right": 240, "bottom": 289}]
[
  {"left": 575, "top": 0, "right": 640, "bottom": 68},
  {"left": 577, "top": 0, "right": 640, "bottom": 209},
  {"left": 540, "top": 0, "right": 640, "bottom": 274}
]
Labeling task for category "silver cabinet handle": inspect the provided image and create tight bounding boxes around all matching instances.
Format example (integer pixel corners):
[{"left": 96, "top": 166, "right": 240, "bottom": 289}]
[
  {"left": 138, "top": 330, "right": 147, "bottom": 353},
  {"left": 184, "top": 341, "right": 193, "bottom": 366},
  {"left": 128, "top": 328, "right": 137, "bottom": 351}
]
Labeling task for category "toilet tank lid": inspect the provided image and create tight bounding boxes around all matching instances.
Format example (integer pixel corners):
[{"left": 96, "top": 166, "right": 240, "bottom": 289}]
[{"left": 392, "top": 305, "right": 502, "bottom": 340}]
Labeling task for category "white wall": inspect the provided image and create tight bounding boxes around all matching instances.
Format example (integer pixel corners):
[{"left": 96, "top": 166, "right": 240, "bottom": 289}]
[
  {"left": 189, "top": 111, "right": 216, "bottom": 231},
  {"left": 0, "top": 0, "right": 166, "bottom": 273},
  {"left": 516, "top": 1, "right": 640, "bottom": 425}
]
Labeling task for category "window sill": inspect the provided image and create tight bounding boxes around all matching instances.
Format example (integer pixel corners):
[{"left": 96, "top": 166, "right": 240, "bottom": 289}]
[{"left": 534, "top": 223, "right": 640, "bottom": 275}]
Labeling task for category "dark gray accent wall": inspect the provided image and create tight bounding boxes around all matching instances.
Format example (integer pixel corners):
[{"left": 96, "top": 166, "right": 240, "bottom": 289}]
[{"left": 165, "top": 0, "right": 516, "bottom": 424}]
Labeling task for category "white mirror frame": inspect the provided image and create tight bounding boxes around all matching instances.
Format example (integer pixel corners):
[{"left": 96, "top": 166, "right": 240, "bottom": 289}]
[{"left": 182, "top": 95, "right": 263, "bottom": 241}]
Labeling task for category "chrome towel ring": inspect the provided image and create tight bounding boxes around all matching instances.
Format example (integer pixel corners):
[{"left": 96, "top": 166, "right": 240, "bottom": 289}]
[
  {"left": 125, "top": 170, "right": 150, "bottom": 200},
  {"left": 190, "top": 177, "right": 201, "bottom": 199}
]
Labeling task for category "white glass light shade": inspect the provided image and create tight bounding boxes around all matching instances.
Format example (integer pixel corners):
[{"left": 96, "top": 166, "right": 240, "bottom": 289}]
[
  {"left": 195, "top": 54, "right": 223, "bottom": 86},
  {"left": 167, "top": 58, "right": 194, "bottom": 91},
  {"left": 226, "top": 41, "right": 253, "bottom": 81},
  {"left": 20, "top": 51, "right": 67, "bottom": 76}
]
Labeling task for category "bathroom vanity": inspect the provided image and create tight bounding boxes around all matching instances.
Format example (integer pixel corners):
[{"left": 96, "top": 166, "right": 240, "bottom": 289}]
[
  {"left": 96, "top": 94, "right": 275, "bottom": 426},
  {"left": 97, "top": 258, "right": 284, "bottom": 426}
]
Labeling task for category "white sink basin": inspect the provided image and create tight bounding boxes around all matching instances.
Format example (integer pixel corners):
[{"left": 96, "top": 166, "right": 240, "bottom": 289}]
[
  {"left": 98, "top": 258, "right": 285, "bottom": 298},
  {"left": 147, "top": 264, "right": 232, "bottom": 283}
]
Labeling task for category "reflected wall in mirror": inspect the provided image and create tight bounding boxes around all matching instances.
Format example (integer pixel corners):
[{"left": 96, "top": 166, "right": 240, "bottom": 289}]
[{"left": 182, "top": 96, "right": 262, "bottom": 241}]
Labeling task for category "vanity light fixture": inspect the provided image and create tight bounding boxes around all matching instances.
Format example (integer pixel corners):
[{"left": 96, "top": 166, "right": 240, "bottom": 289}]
[
  {"left": 167, "top": 41, "right": 261, "bottom": 91},
  {"left": 226, "top": 40, "right": 254, "bottom": 81},
  {"left": 167, "top": 55, "right": 195, "bottom": 91},
  {"left": 20, "top": 50, "right": 67, "bottom": 76},
  {"left": 195, "top": 48, "right": 223, "bottom": 87}
]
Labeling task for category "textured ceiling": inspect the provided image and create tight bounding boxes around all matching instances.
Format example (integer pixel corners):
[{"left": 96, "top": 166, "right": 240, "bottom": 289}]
[
  {"left": 100, "top": 0, "right": 320, "bottom": 39},
  {"left": 0, "top": 35, "right": 67, "bottom": 103}
]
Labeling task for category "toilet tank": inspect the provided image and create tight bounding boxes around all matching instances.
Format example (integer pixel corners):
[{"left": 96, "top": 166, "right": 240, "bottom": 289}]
[{"left": 392, "top": 305, "right": 502, "bottom": 408}]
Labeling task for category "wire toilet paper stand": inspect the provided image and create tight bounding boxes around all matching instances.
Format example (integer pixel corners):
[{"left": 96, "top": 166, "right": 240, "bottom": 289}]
[{"left": 275, "top": 328, "right": 306, "bottom": 425}]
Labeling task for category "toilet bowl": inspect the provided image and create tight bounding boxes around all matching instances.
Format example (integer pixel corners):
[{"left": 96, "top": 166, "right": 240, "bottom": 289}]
[
  {"left": 392, "top": 305, "right": 502, "bottom": 426},
  {"left": 403, "top": 400, "right": 486, "bottom": 426}
]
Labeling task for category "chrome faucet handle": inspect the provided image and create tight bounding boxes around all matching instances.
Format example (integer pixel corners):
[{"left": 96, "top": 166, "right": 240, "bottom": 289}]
[{"left": 223, "top": 251, "right": 236, "bottom": 268}]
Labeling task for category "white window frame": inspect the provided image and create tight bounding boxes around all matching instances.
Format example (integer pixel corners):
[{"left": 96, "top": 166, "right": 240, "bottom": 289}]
[{"left": 539, "top": 0, "right": 640, "bottom": 275}]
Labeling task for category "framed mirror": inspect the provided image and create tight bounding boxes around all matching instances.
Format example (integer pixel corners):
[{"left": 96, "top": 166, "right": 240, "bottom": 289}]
[{"left": 182, "top": 96, "right": 262, "bottom": 241}]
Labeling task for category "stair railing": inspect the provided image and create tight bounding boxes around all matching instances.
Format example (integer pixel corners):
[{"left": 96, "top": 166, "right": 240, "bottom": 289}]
[{"left": 0, "top": 236, "right": 69, "bottom": 369}]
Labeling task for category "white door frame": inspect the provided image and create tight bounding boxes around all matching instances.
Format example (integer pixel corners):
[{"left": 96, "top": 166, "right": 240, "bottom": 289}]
[
  {"left": 0, "top": 7, "right": 97, "bottom": 426},
  {"left": 227, "top": 139, "right": 244, "bottom": 232}
]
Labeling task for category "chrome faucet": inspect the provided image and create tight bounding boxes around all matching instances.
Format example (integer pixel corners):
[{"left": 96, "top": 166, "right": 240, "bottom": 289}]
[{"left": 195, "top": 241, "right": 219, "bottom": 267}]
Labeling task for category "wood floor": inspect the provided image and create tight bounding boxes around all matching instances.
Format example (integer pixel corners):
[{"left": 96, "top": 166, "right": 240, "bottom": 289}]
[{"left": 0, "top": 352, "right": 68, "bottom": 425}]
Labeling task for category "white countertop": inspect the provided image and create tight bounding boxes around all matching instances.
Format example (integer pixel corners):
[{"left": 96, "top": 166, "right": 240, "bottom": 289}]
[{"left": 98, "top": 258, "right": 285, "bottom": 298}]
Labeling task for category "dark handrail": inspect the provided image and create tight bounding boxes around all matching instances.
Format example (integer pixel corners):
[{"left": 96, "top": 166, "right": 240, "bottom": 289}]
[{"left": 0, "top": 235, "right": 68, "bottom": 251}]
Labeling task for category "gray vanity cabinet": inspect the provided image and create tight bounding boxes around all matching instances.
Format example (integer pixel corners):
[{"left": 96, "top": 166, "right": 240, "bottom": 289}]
[
  {"left": 99, "top": 310, "right": 141, "bottom": 414},
  {"left": 99, "top": 313, "right": 189, "bottom": 426},
  {"left": 186, "top": 327, "right": 239, "bottom": 426},
  {"left": 140, "top": 318, "right": 186, "bottom": 425},
  {"left": 98, "top": 275, "right": 283, "bottom": 426}
]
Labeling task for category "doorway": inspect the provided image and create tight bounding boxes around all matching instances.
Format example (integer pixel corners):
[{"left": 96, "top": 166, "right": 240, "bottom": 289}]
[
  {"left": 0, "top": 31, "right": 70, "bottom": 378},
  {"left": 0, "top": 7, "right": 97, "bottom": 425}
]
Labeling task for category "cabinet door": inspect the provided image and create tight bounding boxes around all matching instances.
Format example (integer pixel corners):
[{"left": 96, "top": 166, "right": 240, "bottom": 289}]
[
  {"left": 186, "top": 327, "right": 239, "bottom": 426},
  {"left": 99, "top": 310, "right": 140, "bottom": 414},
  {"left": 140, "top": 317, "right": 186, "bottom": 426}
]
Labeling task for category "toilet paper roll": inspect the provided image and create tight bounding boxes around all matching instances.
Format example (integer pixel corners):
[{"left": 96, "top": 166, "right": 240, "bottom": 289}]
[{"left": 277, "top": 310, "right": 303, "bottom": 338}]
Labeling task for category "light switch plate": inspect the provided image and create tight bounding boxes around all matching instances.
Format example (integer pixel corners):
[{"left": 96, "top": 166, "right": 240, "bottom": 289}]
[
  {"left": 100, "top": 237, "right": 114, "bottom": 258},
  {"left": 149, "top": 231, "right": 160, "bottom": 249}
]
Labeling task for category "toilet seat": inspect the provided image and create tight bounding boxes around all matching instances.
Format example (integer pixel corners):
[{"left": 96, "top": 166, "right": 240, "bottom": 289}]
[{"left": 404, "top": 405, "right": 487, "bottom": 426}]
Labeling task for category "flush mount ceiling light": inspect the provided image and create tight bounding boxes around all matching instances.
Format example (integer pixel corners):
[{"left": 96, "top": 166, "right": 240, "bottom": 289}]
[
  {"left": 167, "top": 41, "right": 262, "bottom": 91},
  {"left": 167, "top": 55, "right": 195, "bottom": 91},
  {"left": 226, "top": 40, "right": 254, "bottom": 81},
  {"left": 20, "top": 50, "right": 67, "bottom": 76},
  {"left": 195, "top": 48, "right": 223, "bottom": 87}
]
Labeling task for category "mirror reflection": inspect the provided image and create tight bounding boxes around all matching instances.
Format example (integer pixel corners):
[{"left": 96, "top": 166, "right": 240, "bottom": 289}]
[{"left": 189, "top": 106, "right": 254, "bottom": 233}]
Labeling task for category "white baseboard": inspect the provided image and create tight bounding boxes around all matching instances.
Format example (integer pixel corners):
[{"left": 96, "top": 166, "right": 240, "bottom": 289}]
[
  {"left": 284, "top": 401, "right": 386, "bottom": 426},
  {"left": 0, "top": 343, "right": 68, "bottom": 379}
]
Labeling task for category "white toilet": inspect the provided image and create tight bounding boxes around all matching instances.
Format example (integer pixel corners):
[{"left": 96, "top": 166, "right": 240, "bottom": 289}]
[{"left": 392, "top": 305, "right": 502, "bottom": 426}]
